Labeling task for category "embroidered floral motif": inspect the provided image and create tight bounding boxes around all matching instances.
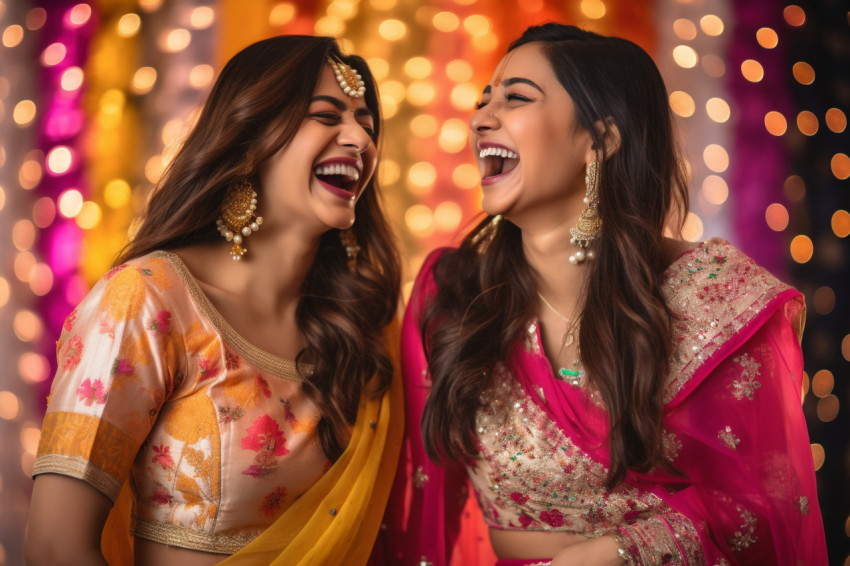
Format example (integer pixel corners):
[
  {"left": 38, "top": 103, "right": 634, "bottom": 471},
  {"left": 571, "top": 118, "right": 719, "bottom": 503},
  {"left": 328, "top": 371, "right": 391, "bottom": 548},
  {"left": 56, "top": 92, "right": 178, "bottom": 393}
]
[
  {"left": 62, "top": 335, "right": 84, "bottom": 370},
  {"left": 797, "top": 496, "right": 809, "bottom": 516},
  {"left": 111, "top": 357, "right": 134, "bottom": 376},
  {"left": 151, "top": 484, "right": 173, "bottom": 505},
  {"left": 256, "top": 375, "right": 271, "bottom": 398},
  {"left": 413, "top": 465, "right": 430, "bottom": 488},
  {"left": 225, "top": 349, "right": 240, "bottom": 370},
  {"left": 539, "top": 508, "right": 565, "bottom": 527},
  {"left": 218, "top": 405, "right": 245, "bottom": 424},
  {"left": 662, "top": 430, "right": 682, "bottom": 462},
  {"left": 729, "top": 506, "right": 758, "bottom": 552},
  {"left": 152, "top": 444, "right": 175, "bottom": 469},
  {"left": 260, "top": 486, "right": 286, "bottom": 517},
  {"left": 63, "top": 309, "right": 78, "bottom": 332},
  {"left": 198, "top": 357, "right": 219, "bottom": 379},
  {"left": 76, "top": 378, "right": 108, "bottom": 406},
  {"left": 241, "top": 414, "right": 289, "bottom": 478},
  {"left": 718, "top": 426, "right": 740, "bottom": 450},
  {"left": 279, "top": 398, "right": 297, "bottom": 422},
  {"left": 730, "top": 353, "right": 761, "bottom": 401},
  {"left": 149, "top": 310, "right": 172, "bottom": 337}
]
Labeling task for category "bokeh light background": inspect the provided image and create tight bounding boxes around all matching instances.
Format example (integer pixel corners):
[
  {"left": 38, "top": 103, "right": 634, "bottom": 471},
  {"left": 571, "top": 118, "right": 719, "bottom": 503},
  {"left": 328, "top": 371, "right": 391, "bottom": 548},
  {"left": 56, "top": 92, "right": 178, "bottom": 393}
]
[{"left": 0, "top": 0, "right": 848, "bottom": 564}]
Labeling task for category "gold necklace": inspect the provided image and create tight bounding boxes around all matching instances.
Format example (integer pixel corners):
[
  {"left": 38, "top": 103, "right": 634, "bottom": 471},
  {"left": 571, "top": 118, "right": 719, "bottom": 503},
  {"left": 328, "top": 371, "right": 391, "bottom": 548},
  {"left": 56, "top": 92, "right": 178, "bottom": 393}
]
[{"left": 536, "top": 291, "right": 584, "bottom": 384}]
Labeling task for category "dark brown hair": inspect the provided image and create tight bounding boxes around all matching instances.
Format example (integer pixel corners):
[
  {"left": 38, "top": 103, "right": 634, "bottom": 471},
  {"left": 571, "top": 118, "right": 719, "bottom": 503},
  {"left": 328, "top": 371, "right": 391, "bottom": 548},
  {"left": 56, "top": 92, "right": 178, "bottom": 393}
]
[
  {"left": 117, "top": 36, "right": 401, "bottom": 461},
  {"left": 421, "top": 24, "right": 689, "bottom": 486}
]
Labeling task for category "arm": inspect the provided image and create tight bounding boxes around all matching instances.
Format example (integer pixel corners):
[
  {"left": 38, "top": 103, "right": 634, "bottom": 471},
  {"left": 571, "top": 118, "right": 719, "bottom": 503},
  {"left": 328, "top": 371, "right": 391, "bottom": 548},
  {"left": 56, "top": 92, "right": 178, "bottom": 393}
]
[{"left": 26, "top": 475, "right": 112, "bottom": 566}]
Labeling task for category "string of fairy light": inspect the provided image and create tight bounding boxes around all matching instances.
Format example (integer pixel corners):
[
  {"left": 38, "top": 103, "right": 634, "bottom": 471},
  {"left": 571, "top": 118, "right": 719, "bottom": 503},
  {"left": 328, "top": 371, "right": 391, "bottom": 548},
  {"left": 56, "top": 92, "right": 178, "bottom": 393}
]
[{"left": 0, "top": 1, "right": 847, "bottom": 564}]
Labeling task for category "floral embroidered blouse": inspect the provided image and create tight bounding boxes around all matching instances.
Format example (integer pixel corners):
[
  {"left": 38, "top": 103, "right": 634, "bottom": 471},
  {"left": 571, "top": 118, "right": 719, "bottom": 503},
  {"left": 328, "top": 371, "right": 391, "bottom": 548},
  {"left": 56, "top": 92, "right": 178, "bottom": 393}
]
[{"left": 33, "top": 252, "right": 330, "bottom": 554}]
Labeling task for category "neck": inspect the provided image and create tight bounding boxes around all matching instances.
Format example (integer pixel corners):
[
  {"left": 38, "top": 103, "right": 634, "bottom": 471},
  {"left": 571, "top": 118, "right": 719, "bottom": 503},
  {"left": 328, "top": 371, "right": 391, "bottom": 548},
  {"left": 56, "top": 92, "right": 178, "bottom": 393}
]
[{"left": 521, "top": 222, "right": 589, "bottom": 314}]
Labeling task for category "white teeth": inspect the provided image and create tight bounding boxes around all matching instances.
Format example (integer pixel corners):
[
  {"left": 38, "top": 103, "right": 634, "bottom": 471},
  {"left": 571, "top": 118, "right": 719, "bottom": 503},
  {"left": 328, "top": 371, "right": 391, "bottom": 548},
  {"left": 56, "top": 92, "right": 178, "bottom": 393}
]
[
  {"left": 478, "top": 146, "right": 518, "bottom": 159},
  {"left": 313, "top": 163, "right": 360, "bottom": 181}
]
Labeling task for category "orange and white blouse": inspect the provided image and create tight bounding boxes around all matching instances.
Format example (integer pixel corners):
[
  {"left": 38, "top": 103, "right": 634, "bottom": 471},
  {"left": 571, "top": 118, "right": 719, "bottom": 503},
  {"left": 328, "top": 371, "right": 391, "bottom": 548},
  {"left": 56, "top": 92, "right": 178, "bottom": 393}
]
[{"left": 34, "top": 252, "right": 330, "bottom": 554}]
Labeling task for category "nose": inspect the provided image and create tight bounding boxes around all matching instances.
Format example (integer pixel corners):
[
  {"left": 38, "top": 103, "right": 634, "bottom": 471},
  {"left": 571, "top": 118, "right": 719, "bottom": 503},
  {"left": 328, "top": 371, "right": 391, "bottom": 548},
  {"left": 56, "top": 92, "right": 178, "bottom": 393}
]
[
  {"left": 338, "top": 117, "right": 373, "bottom": 154},
  {"left": 469, "top": 106, "right": 499, "bottom": 134}
]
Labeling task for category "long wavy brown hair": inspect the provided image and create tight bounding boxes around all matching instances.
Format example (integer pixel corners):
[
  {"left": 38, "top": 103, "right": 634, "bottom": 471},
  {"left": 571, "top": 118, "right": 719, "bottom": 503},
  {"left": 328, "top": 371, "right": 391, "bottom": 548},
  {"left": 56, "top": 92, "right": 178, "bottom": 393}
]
[
  {"left": 421, "top": 24, "right": 689, "bottom": 487},
  {"left": 117, "top": 36, "right": 401, "bottom": 461}
]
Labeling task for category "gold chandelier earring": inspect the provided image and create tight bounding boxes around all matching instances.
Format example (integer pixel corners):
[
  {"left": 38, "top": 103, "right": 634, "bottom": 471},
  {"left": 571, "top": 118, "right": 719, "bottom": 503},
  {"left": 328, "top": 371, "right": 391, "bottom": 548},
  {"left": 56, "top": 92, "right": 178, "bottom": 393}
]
[
  {"left": 569, "top": 160, "right": 601, "bottom": 264},
  {"left": 216, "top": 178, "right": 263, "bottom": 261}
]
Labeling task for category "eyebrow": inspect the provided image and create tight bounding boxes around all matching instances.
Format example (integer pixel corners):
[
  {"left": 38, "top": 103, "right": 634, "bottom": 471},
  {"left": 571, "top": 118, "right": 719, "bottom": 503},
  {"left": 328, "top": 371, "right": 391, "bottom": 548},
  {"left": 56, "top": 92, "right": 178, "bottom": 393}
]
[
  {"left": 311, "top": 95, "right": 374, "bottom": 120},
  {"left": 481, "top": 77, "right": 545, "bottom": 96}
]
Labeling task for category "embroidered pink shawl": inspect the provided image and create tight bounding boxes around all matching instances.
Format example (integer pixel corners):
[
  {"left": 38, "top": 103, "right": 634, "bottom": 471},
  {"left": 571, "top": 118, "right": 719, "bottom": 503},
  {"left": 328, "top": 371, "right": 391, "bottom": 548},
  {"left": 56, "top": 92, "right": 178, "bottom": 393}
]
[{"left": 380, "top": 239, "right": 827, "bottom": 566}]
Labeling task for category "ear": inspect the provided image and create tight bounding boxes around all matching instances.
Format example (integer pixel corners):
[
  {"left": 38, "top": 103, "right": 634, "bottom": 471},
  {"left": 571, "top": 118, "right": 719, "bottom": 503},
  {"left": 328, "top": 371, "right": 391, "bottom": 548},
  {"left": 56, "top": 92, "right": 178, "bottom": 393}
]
[{"left": 587, "top": 117, "right": 621, "bottom": 163}]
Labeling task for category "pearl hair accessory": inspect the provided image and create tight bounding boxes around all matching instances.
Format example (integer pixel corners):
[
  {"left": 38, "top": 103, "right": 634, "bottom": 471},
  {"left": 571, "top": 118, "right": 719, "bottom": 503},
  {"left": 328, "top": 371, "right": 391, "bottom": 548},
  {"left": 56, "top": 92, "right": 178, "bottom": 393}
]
[
  {"left": 216, "top": 178, "right": 263, "bottom": 261},
  {"left": 328, "top": 57, "right": 366, "bottom": 98},
  {"left": 569, "top": 160, "right": 601, "bottom": 264}
]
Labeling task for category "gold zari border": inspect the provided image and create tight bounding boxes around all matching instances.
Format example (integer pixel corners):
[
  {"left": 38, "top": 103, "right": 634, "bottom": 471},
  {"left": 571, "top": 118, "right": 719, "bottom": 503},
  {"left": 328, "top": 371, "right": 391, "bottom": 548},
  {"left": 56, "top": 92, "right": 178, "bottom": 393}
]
[{"left": 133, "top": 516, "right": 258, "bottom": 555}]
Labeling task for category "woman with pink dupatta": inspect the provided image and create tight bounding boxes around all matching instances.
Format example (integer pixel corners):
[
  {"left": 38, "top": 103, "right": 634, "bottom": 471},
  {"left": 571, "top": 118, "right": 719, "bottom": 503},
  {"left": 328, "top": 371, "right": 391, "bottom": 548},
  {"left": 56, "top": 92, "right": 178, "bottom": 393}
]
[{"left": 382, "top": 24, "right": 827, "bottom": 566}]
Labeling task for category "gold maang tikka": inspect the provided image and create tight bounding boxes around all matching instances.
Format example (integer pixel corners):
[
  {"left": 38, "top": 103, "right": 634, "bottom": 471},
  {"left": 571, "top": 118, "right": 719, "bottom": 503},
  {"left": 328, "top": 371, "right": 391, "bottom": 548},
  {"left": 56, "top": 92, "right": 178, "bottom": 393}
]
[
  {"left": 216, "top": 178, "right": 263, "bottom": 261},
  {"left": 327, "top": 57, "right": 366, "bottom": 98}
]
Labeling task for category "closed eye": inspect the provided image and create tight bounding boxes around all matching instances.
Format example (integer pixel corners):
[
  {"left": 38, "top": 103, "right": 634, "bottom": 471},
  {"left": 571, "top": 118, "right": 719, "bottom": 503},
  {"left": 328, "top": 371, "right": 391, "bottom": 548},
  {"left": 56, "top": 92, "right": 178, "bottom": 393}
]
[
  {"left": 506, "top": 93, "right": 532, "bottom": 103},
  {"left": 311, "top": 112, "right": 341, "bottom": 124}
]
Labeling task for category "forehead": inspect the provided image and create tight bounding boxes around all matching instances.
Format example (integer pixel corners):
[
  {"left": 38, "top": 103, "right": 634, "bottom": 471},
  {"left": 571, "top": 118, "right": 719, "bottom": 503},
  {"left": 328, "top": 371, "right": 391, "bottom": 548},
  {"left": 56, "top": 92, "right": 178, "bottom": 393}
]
[
  {"left": 314, "top": 63, "right": 370, "bottom": 110},
  {"left": 490, "top": 42, "right": 557, "bottom": 87}
]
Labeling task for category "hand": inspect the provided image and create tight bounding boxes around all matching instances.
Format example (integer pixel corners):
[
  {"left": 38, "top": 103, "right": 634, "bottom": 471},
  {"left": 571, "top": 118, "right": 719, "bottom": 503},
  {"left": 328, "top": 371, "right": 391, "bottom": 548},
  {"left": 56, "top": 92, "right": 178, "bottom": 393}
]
[{"left": 549, "top": 535, "right": 626, "bottom": 566}]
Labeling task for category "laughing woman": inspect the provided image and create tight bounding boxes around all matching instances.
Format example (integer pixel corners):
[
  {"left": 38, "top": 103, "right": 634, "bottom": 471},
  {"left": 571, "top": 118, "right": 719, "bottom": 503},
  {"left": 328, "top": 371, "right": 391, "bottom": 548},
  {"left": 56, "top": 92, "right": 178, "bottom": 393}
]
[
  {"left": 386, "top": 24, "right": 827, "bottom": 566},
  {"left": 26, "top": 36, "right": 402, "bottom": 566}
]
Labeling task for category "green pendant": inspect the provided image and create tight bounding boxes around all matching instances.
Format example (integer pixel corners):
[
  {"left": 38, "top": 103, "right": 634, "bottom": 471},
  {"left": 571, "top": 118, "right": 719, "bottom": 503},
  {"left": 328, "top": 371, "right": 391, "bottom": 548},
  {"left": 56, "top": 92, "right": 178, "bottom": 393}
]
[{"left": 558, "top": 367, "right": 581, "bottom": 378}]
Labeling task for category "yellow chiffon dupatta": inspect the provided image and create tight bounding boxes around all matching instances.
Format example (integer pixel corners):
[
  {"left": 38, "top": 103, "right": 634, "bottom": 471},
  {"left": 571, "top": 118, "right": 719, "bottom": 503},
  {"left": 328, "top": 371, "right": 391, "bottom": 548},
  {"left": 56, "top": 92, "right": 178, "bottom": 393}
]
[{"left": 102, "top": 324, "right": 404, "bottom": 565}]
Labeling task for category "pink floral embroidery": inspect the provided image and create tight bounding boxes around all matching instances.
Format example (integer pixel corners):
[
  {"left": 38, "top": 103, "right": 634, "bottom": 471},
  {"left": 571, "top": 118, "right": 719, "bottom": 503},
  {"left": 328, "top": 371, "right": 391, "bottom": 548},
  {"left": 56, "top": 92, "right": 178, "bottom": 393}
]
[
  {"left": 152, "top": 444, "right": 174, "bottom": 469},
  {"left": 256, "top": 375, "right": 271, "bottom": 398},
  {"left": 62, "top": 335, "right": 83, "bottom": 370},
  {"left": 111, "top": 357, "right": 134, "bottom": 376},
  {"left": 518, "top": 514, "right": 534, "bottom": 528},
  {"left": 76, "top": 378, "right": 108, "bottom": 406},
  {"left": 63, "top": 309, "right": 78, "bottom": 332},
  {"left": 259, "top": 487, "right": 286, "bottom": 517},
  {"left": 218, "top": 405, "right": 245, "bottom": 424},
  {"left": 510, "top": 492, "right": 530, "bottom": 505},
  {"left": 151, "top": 485, "right": 172, "bottom": 505},
  {"left": 241, "top": 415, "right": 289, "bottom": 456},
  {"left": 242, "top": 464, "right": 266, "bottom": 478},
  {"left": 149, "top": 310, "right": 172, "bottom": 337},
  {"left": 199, "top": 358, "right": 219, "bottom": 379},
  {"left": 103, "top": 265, "right": 127, "bottom": 280},
  {"left": 279, "top": 398, "right": 297, "bottom": 422},
  {"left": 225, "top": 349, "right": 240, "bottom": 370},
  {"left": 539, "top": 509, "right": 565, "bottom": 527}
]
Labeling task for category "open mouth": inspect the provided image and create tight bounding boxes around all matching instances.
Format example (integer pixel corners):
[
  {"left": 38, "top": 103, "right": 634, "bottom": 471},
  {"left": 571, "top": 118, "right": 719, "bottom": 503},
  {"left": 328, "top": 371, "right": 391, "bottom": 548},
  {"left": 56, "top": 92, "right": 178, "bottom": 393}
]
[
  {"left": 479, "top": 145, "right": 519, "bottom": 181},
  {"left": 314, "top": 162, "right": 361, "bottom": 193}
]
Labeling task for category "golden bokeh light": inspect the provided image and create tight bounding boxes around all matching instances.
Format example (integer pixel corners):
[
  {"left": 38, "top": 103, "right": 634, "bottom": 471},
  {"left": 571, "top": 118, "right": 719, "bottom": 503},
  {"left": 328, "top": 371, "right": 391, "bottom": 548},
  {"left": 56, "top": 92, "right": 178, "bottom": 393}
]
[
  {"left": 408, "top": 162, "right": 437, "bottom": 189},
  {"left": 404, "top": 57, "right": 432, "bottom": 79},
  {"left": 450, "top": 83, "right": 479, "bottom": 111},
  {"left": 817, "top": 395, "right": 839, "bottom": 423},
  {"left": 14, "top": 252, "right": 36, "bottom": 283},
  {"left": 792, "top": 61, "right": 815, "bottom": 85},
  {"left": 0, "top": 391, "right": 20, "bottom": 421},
  {"left": 702, "top": 175, "right": 728, "bottom": 205},
  {"left": 29, "top": 263, "right": 53, "bottom": 296},
  {"left": 20, "top": 425, "right": 41, "bottom": 455},
  {"left": 0, "top": 277, "right": 8, "bottom": 308},
  {"left": 160, "top": 28, "right": 191, "bottom": 53},
  {"left": 810, "top": 443, "right": 824, "bottom": 471},
  {"left": 117, "top": 13, "right": 141, "bottom": 37},
  {"left": 269, "top": 3, "right": 297, "bottom": 27},
  {"left": 139, "top": 0, "right": 163, "bottom": 13},
  {"left": 3, "top": 25, "right": 24, "bottom": 48},
  {"left": 47, "top": 146, "right": 73, "bottom": 175},
  {"left": 405, "top": 204, "right": 435, "bottom": 237},
  {"left": 740, "top": 59, "right": 764, "bottom": 82},
  {"left": 438, "top": 119, "right": 468, "bottom": 153},
  {"left": 764, "top": 111, "right": 787, "bottom": 136},
  {"left": 669, "top": 91, "right": 695, "bottom": 118},
  {"left": 41, "top": 42, "right": 66, "bottom": 66},
  {"left": 378, "top": 19, "right": 406, "bottom": 41},
  {"left": 366, "top": 58, "right": 389, "bottom": 81},
  {"left": 190, "top": 6, "right": 215, "bottom": 29},
  {"left": 433, "top": 11, "right": 459, "bottom": 32},
  {"left": 378, "top": 160, "right": 400, "bottom": 186},
  {"left": 19, "top": 352, "right": 50, "bottom": 384},
  {"left": 784, "top": 5, "right": 806, "bottom": 27},
  {"left": 434, "top": 201, "right": 463, "bottom": 231},
  {"left": 26, "top": 8, "right": 48, "bottom": 31},
  {"left": 703, "top": 144, "right": 729, "bottom": 173},
  {"left": 32, "top": 197, "right": 56, "bottom": 229},
  {"left": 19, "top": 159, "right": 43, "bottom": 190},
  {"left": 76, "top": 201, "right": 102, "bottom": 230},
  {"left": 61, "top": 66, "right": 84, "bottom": 91},
  {"left": 13, "top": 310, "right": 43, "bottom": 343},
  {"left": 379, "top": 95, "right": 398, "bottom": 119},
  {"left": 699, "top": 14, "right": 724, "bottom": 36},
  {"left": 796, "top": 110, "right": 818, "bottom": 136},
  {"left": 825, "top": 108, "right": 846, "bottom": 133},
  {"left": 831, "top": 210, "right": 850, "bottom": 238},
  {"left": 452, "top": 163, "right": 480, "bottom": 189},
  {"left": 189, "top": 64, "right": 214, "bottom": 89},
  {"left": 706, "top": 97, "right": 731, "bottom": 123},
  {"left": 380, "top": 80, "right": 405, "bottom": 104},
  {"left": 13, "top": 100, "right": 36, "bottom": 126},
  {"left": 831, "top": 153, "right": 850, "bottom": 180},
  {"left": 811, "top": 370, "right": 834, "bottom": 398},
  {"left": 580, "top": 0, "right": 606, "bottom": 19},
  {"left": 672, "top": 45, "right": 698, "bottom": 69},
  {"left": 701, "top": 54, "right": 725, "bottom": 78},
  {"left": 843, "top": 335, "right": 850, "bottom": 362},
  {"left": 784, "top": 175, "right": 806, "bottom": 201},
  {"left": 58, "top": 189, "right": 84, "bottom": 217},
  {"left": 410, "top": 114, "right": 438, "bottom": 138},
  {"left": 463, "top": 14, "right": 491, "bottom": 35},
  {"left": 789, "top": 234, "right": 813, "bottom": 263},
  {"left": 68, "top": 3, "right": 92, "bottom": 27},
  {"left": 673, "top": 18, "right": 696, "bottom": 41},
  {"left": 104, "top": 179, "right": 132, "bottom": 209},
  {"left": 471, "top": 32, "right": 498, "bottom": 53},
  {"left": 145, "top": 154, "right": 165, "bottom": 184},
  {"left": 681, "top": 212, "right": 704, "bottom": 242},
  {"left": 314, "top": 16, "right": 344, "bottom": 37},
  {"left": 813, "top": 286, "right": 836, "bottom": 316},
  {"left": 446, "top": 60, "right": 474, "bottom": 83},
  {"left": 765, "top": 203, "right": 789, "bottom": 232},
  {"left": 131, "top": 66, "right": 157, "bottom": 95},
  {"left": 756, "top": 27, "right": 778, "bottom": 48},
  {"left": 328, "top": 1, "right": 358, "bottom": 20},
  {"left": 370, "top": 0, "right": 396, "bottom": 10},
  {"left": 12, "top": 220, "right": 35, "bottom": 251},
  {"left": 407, "top": 81, "right": 436, "bottom": 106}
]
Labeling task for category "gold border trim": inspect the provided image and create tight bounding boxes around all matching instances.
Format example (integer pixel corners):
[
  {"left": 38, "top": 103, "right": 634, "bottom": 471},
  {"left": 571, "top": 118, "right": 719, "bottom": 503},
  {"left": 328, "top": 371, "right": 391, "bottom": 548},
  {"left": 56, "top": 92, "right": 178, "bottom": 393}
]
[
  {"left": 151, "top": 251, "right": 304, "bottom": 380},
  {"left": 133, "top": 516, "right": 257, "bottom": 555}
]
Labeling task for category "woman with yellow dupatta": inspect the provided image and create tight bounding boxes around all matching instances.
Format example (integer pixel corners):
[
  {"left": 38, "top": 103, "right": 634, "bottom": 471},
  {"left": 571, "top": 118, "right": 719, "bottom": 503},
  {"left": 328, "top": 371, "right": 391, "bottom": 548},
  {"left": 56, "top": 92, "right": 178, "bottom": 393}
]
[{"left": 26, "top": 35, "right": 403, "bottom": 566}]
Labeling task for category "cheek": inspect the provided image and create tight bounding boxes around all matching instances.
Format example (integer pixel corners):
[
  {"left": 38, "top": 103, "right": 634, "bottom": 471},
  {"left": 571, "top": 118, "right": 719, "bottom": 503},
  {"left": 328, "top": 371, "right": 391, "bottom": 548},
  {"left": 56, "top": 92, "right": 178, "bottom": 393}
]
[{"left": 362, "top": 148, "right": 378, "bottom": 182}]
